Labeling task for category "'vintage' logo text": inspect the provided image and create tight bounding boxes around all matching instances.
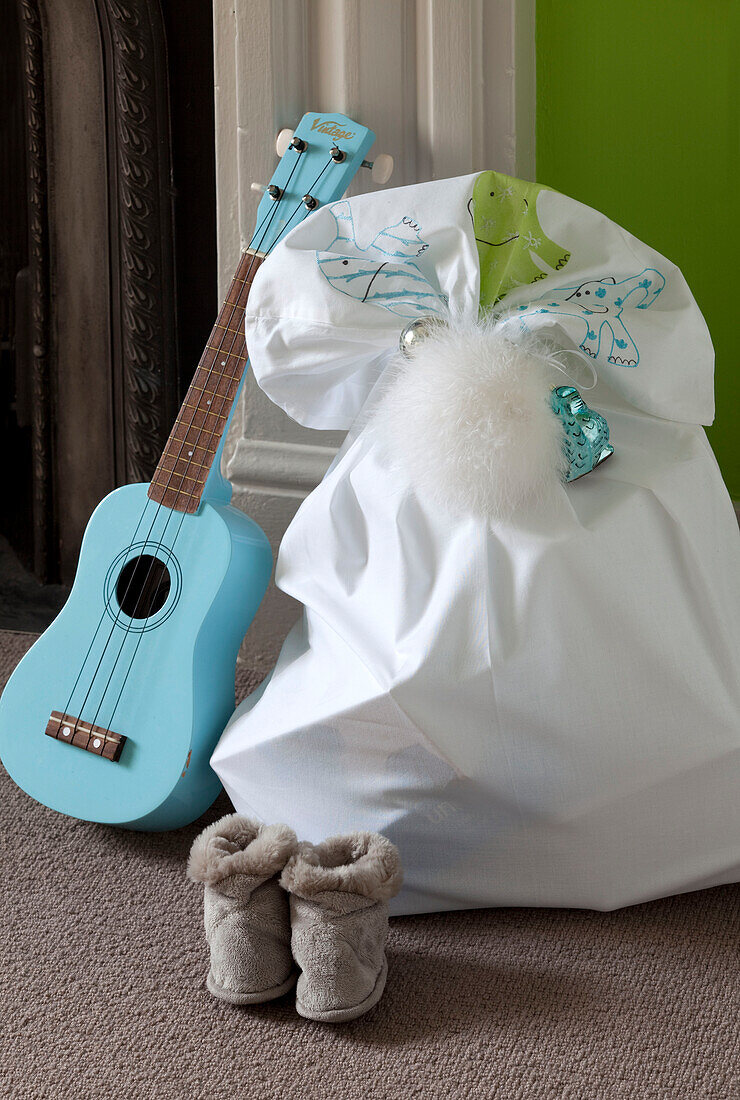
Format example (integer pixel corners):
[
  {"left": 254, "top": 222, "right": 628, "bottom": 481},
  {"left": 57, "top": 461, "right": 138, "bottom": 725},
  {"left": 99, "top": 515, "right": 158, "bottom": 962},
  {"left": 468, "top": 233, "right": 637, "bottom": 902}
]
[{"left": 311, "top": 118, "right": 356, "bottom": 140}]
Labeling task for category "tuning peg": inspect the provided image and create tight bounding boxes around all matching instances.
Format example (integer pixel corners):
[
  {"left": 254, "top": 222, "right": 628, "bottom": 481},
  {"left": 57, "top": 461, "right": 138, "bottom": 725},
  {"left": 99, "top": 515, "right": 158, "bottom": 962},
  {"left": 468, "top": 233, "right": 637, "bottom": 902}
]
[
  {"left": 362, "top": 153, "right": 394, "bottom": 185},
  {"left": 250, "top": 183, "right": 282, "bottom": 201},
  {"left": 275, "top": 128, "right": 295, "bottom": 157}
]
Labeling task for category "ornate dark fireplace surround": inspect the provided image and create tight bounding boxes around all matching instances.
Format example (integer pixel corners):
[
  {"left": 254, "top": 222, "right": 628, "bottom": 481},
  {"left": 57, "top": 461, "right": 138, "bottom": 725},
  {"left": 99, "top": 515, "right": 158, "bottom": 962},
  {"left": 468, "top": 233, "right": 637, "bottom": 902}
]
[{"left": 12, "top": 0, "right": 214, "bottom": 582}]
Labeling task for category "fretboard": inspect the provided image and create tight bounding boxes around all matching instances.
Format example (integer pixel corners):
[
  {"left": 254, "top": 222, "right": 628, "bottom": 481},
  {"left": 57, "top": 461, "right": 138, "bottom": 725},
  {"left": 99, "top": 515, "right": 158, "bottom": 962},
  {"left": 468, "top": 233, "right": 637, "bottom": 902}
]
[{"left": 148, "top": 249, "right": 265, "bottom": 513}]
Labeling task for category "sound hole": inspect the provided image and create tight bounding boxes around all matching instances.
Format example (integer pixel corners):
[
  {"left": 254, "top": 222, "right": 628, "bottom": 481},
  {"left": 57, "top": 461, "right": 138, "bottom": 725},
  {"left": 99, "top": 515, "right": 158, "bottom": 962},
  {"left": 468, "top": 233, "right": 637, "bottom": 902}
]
[{"left": 115, "top": 554, "right": 171, "bottom": 619}]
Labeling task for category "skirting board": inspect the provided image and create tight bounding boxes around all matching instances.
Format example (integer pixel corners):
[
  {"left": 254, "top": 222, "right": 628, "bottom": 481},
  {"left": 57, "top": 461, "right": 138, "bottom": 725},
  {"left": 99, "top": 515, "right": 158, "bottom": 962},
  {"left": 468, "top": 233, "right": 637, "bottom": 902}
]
[
  {"left": 227, "top": 438, "right": 337, "bottom": 499},
  {"left": 230, "top": 441, "right": 740, "bottom": 524}
]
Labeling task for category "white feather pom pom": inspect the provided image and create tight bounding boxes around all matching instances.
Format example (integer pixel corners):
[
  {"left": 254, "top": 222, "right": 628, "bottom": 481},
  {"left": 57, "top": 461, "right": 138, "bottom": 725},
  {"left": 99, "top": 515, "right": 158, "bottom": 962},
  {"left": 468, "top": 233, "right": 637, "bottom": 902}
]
[{"left": 371, "top": 316, "right": 567, "bottom": 520}]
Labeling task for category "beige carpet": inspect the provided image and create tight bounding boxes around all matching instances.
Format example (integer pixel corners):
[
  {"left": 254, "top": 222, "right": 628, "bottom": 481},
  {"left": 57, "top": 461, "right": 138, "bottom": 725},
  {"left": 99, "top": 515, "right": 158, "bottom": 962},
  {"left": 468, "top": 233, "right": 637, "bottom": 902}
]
[{"left": 0, "top": 630, "right": 737, "bottom": 1100}]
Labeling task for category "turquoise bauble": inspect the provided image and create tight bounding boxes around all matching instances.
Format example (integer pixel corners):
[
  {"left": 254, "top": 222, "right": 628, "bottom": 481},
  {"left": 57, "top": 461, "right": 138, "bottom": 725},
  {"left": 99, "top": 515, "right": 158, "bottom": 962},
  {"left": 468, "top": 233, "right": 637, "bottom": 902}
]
[{"left": 551, "top": 386, "right": 614, "bottom": 482}]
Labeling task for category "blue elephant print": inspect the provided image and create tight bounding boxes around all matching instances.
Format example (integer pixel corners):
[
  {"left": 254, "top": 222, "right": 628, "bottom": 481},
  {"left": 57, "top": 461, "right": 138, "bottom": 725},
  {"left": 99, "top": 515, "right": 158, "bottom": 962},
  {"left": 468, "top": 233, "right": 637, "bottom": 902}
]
[
  {"left": 517, "top": 268, "right": 666, "bottom": 366},
  {"left": 316, "top": 201, "right": 446, "bottom": 320}
]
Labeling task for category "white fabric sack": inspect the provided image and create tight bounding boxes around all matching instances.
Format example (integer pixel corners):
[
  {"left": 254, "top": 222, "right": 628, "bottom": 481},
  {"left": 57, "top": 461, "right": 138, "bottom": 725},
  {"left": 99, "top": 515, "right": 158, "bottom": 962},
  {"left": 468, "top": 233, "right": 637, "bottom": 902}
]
[{"left": 212, "top": 172, "right": 740, "bottom": 916}]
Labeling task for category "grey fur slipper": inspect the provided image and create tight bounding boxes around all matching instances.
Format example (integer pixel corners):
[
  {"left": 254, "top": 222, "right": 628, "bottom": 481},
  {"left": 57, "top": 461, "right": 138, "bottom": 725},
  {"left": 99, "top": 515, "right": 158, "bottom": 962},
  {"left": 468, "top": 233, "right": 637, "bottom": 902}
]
[
  {"left": 280, "top": 832, "right": 403, "bottom": 1022},
  {"left": 188, "top": 814, "right": 298, "bottom": 1005}
]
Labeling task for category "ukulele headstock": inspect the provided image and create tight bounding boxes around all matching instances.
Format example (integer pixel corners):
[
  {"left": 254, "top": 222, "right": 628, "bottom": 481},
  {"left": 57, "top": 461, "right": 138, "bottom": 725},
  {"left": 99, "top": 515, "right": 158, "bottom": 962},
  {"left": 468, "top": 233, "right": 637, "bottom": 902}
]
[{"left": 250, "top": 113, "right": 378, "bottom": 254}]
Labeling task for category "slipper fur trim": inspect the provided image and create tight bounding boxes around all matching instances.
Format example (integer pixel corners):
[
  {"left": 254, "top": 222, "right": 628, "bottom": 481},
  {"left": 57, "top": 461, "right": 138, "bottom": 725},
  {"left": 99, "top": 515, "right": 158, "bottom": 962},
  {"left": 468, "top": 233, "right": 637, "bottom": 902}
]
[
  {"left": 281, "top": 832, "right": 403, "bottom": 903},
  {"left": 187, "top": 814, "right": 297, "bottom": 886}
]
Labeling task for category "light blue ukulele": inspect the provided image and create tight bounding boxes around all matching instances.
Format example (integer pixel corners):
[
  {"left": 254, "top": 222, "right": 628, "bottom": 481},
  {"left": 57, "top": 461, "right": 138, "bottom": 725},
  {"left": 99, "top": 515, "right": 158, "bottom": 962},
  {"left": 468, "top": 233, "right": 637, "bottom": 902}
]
[{"left": 0, "top": 113, "right": 378, "bottom": 830}]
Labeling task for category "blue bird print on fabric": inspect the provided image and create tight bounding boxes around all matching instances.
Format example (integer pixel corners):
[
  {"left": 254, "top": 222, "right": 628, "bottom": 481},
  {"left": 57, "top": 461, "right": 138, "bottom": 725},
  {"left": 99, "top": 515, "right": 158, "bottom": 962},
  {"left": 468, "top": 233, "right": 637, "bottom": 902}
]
[{"left": 316, "top": 201, "right": 446, "bottom": 320}]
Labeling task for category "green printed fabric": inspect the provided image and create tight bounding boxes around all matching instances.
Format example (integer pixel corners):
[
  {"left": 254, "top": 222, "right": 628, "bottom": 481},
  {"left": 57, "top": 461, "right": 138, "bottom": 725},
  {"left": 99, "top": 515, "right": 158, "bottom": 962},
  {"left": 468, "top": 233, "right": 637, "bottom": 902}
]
[{"left": 472, "top": 171, "right": 571, "bottom": 309}]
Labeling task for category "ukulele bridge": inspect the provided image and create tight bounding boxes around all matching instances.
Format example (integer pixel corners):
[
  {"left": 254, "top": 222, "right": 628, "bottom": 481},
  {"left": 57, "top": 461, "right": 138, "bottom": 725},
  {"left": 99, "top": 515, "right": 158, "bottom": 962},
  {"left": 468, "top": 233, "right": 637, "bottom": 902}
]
[{"left": 45, "top": 711, "right": 126, "bottom": 762}]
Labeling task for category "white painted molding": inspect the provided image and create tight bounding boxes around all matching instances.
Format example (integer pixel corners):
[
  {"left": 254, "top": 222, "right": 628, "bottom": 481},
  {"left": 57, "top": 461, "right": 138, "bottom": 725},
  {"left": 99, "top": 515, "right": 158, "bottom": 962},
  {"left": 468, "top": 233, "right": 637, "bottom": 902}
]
[
  {"left": 227, "top": 439, "right": 337, "bottom": 498},
  {"left": 213, "top": 1, "right": 240, "bottom": 300},
  {"left": 214, "top": 0, "right": 536, "bottom": 663}
]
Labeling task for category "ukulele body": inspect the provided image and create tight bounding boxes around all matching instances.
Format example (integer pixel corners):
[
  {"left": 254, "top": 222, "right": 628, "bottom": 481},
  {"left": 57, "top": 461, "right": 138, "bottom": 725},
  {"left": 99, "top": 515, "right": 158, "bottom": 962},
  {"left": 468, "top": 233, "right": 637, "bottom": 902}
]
[
  {"left": 0, "top": 482, "right": 272, "bottom": 830},
  {"left": 0, "top": 112, "right": 377, "bottom": 829}
]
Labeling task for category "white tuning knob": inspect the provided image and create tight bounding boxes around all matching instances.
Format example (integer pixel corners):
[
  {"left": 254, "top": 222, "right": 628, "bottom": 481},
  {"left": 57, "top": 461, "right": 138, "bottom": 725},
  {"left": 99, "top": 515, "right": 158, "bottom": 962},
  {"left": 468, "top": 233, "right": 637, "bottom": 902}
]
[
  {"left": 370, "top": 153, "right": 394, "bottom": 185},
  {"left": 275, "top": 128, "right": 295, "bottom": 157},
  {"left": 250, "top": 182, "right": 267, "bottom": 194}
]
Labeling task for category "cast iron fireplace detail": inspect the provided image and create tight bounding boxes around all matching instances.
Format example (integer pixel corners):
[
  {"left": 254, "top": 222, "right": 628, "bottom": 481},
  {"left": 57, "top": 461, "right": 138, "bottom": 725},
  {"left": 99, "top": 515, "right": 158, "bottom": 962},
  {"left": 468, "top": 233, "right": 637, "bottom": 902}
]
[
  {"left": 8, "top": 0, "right": 215, "bottom": 583},
  {"left": 19, "top": 0, "right": 51, "bottom": 580},
  {"left": 97, "top": 0, "right": 179, "bottom": 488}
]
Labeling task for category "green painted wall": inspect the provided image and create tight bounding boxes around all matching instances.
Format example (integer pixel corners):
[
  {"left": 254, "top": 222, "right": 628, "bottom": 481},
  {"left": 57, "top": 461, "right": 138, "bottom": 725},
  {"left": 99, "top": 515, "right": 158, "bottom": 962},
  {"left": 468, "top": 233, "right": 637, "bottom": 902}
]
[{"left": 536, "top": 0, "right": 739, "bottom": 497}]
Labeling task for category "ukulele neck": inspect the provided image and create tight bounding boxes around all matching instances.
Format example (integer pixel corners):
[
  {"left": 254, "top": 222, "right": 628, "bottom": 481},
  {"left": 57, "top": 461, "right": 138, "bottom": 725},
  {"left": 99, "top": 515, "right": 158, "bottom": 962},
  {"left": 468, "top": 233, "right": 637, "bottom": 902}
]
[{"left": 147, "top": 249, "right": 265, "bottom": 514}]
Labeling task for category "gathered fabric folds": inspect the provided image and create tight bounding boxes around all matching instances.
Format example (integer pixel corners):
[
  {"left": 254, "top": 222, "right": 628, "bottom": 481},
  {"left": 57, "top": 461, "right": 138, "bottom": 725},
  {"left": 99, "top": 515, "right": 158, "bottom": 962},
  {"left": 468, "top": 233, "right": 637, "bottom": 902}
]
[{"left": 211, "top": 172, "right": 740, "bottom": 915}]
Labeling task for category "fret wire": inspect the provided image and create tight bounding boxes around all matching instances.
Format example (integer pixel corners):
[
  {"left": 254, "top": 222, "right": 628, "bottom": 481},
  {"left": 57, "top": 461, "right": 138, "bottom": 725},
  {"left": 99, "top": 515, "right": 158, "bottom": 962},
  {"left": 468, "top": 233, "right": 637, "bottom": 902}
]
[
  {"left": 153, "top": 468, "right": 207, "bottom": 488},
  {"left": 179, "top": 309, "right": 244, "bottom": 416},
  {"left": 204, "top": 329, "right": 246, "bottom": 350},
  {"left": 170, "top": 413, "right": 225, "bottom": 433},
  {"left": 188, "top": 385, "right": 238, "bottom": 403},
  {"left": 213, "top": 323, "right": 245, "bottom": 336},
  {"left": 169, "top": 423, "right": 221, "bottom": 445},
  {"left": 151, "top": 485, "right": 205, "bottom": 501},
  {"left": 188, "top": 375, "right": 241, "bottom": 396},
  {"left": 192, "top": 366, "right": 242, "bottom": 385},
  {"left": 202, "top": 356, "right": 241, "bottom": 371},
  {"left": 167, "top": 432, "right": 223, "bottom": 455},
  {"left": 188, "top": 393, "right": 236, "bottom": 411},
  {"left": 209, "top": 322, "right": 244, "bottom": 341},
  {"left": 205, "top": 345, "right": 246, "bottom": 359},
  {"left": 178, "top": 403, "right": 228, "bottom": 420},
  {"left": 216, "top": 302, "right": 247, "bottom": 321},
  {"left": 156, "top": 466, "right": 210, "bottom": 482},
  {"left": 192, "top": 366, "right": 242, "bottom": 386},
  {"left": 150, "top": 251, "right": 263, "bottom": 510},
  {"left": 171, "top": 422, "right": 226, "bottom": 444},
  {"left": 192, "top": 358, "right": 243, "bottom": 379},
  {"left": 199, "top": 253, "right": 257, "bottom": 369},
  {"left": 156, "top": 343, "right": 241, "bottom": 451},
  {"left": 201, "top": 253, "right": 259, "bottom": 361},
  {"left": 194, "top": 351, "right": 244, "bottom": 369},
  {"left": 153, "top": 464, "right": 207, "bottom": 480},
  {"left": 155, "top": 485, "right": 205, "bottom": 500},
  {"left": 168, "top": 435, "right": 217, "bottom": 455},
  {"left": 225, "top": 253, "right": 259, "bottom": 297},
  {"left": 156, "top": 437, "right": 212, "bottom": 464},
  {"left": 157, "top": 456, "right": 210, "bottom": 473},
  {"left": 204, "top": 330, "right": 246, "bottom": 347},
  {"left": 156, "top": 451, "right": 212, "bottom": 469},
  {"left": 152, "top": 468, "right": 203, "bottom": 485},
  {"left": 169, "top": 412, "right": 229, "bottom": 438},
  {"left": 220, "top": 296, "right": 249, "bottom": 314},
  {"left": 164, "top": 415, "right": 227, "bottom": 451}
]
